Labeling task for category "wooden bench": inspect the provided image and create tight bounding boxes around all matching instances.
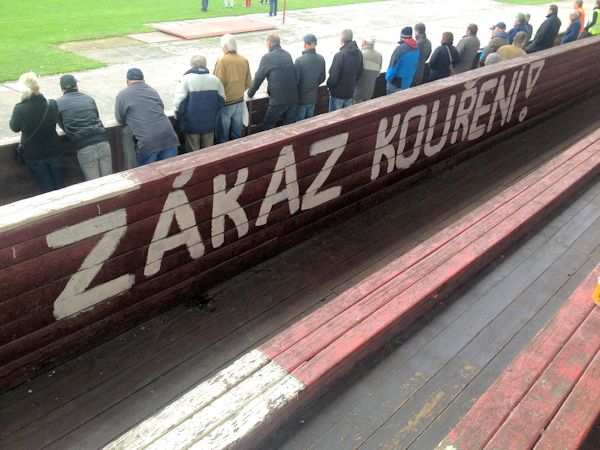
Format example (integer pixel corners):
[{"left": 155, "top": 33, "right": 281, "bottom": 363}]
[
  {"left": 1, "top": 38, "right": 599, "bottom": 394},
  {"left": 105, "top": 128, "right": 600, "bottom": 449},
  {"left": 439, "top": 263, "right": 600, "bottom": 450}
]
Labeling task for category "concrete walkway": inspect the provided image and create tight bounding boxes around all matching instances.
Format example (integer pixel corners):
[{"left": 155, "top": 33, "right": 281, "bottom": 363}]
[{"left": 0, "top": 0, "right": 577, "bottom": 143}]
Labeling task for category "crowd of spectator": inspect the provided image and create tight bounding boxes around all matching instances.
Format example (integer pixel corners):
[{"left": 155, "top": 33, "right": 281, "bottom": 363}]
[{"left": 8, "top": 1, "right": 600, "bottom": 194}]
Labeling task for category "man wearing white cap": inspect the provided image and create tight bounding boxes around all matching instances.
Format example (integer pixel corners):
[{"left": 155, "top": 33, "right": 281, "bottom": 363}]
[{"left": 353, "top": 35, "right": 382, "bottom": 103}]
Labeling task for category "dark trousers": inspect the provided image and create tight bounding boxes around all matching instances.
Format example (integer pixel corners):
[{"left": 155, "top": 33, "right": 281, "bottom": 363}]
[
  {"left": 26, "top": 155, "right": 64, "bottom": 193},
  {"left": 201, "top": 0, "right": 208, "bottom": 11},
  {"left": 263, "top": 103, "right": 296, "bottom": 130}
]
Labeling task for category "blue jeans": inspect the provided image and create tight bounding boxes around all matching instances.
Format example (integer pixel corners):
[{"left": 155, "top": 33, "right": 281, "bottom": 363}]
[
  {"left": 217, "top": 102, "right": 244, "bottom": 143},
  {"left": 201, "top": 0, "right": 208, "bottom": 11},
  {"left": 328, "top": 96, "right": 352, "bottom": 112},
  {"left": 26, "top": 155, "right": 64, "bottom": 193},
  {"left": 136, "top": 146, "right": 178, "bottom": 166},
  {"left": 386, "top": 81, "right": 403, "bottom": 95},
  {"left": 269, "top": 0, "right": 277, "bottom": 15},
  {"left": 296, "top": 103, "right": 315, "bottom": 121},
  {"left": 263, "top": 103, "right": 296, "bottom": 130}
]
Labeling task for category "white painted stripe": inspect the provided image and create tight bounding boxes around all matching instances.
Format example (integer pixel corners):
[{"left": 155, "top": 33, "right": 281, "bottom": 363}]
[
  {"left": 103, "top": 350, "right": 270, "bottom": 450},
  {"left": 0, "top": 172, "right": 143, "bottom": 233},
  {"left": 190, "top": 374, "right": 305, "bottom": 450},
  {"left": 147, "top": 361, "right": 294, "bottom": 450}
]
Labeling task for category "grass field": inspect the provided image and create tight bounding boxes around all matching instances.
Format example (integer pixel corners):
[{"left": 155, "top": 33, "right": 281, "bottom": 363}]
[{"left": 1, "top": 0, "right": 380, "bottom": 83}]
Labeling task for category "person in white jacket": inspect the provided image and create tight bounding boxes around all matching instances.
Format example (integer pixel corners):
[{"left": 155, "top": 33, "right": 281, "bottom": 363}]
[{"left": 174, "top": 55, "right": 226, "bottom": 152}]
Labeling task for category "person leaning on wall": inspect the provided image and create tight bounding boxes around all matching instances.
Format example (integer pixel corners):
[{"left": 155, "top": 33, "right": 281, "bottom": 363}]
[{"left": 9, "top": 72, "right": 65, "bottom": 193}]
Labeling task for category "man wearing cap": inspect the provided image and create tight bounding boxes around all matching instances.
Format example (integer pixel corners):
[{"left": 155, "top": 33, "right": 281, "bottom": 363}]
[
  {"left": 507, "top": 13, "right": 529, "bottom": 44},
  {"left": 412, "top": 23, "right": 432, "bottom": 86},
  {"left": 174, "top": 55, "right": 225, "bottom": 152},
  {"left": 115, "top": 68, "right": 180, "bottom": 167},
  {"left": 295, "top": 34, "right": 326, "bottom": 120},
  {"left": 525, "top": 5, "right": 561, "bottom": 53},
  {"left": 327, "top": 29, "right": 363, "bottom": 111},
  {"left": 385, "top": 26, "right": 420, "bottom": 94},
  {"left": 479, "top": 22, "right": 509, "bottom": 67},
  {"left": 56, "top": 75, "right": 113, "bottom": 180},
  {"left": 247, "top": 33, "right": 298, "bottom": 130},
  {"left": 455, "top": 24, "right": 480, "bottom": 73}
]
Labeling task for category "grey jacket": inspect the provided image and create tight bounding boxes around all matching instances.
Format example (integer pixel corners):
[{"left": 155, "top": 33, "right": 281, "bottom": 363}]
[
  {"left": 455, "top": 35, "right": 481, "bottom": 73},
  {"left": 248, "top": 44, "right": 298, "bottom": 106},
  {"left": 354, "top": 45, "right": 382, "bottom": 103},
  {"left": 295, "top": 48, "right": 326, "bottom": 105},
  {"left": 56, "top": 90, "right": 108, "bottom": 150},
  {"left": 412, "top": 34, "right": 432, "bottom": 86},
  {"left": 115, "top": 82, "right": 179, "bottom": 154}
]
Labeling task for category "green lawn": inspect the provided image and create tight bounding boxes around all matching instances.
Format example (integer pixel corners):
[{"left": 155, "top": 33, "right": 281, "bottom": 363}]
[{"left": 1, "top": 0, "right": 379, "bottom": 83}]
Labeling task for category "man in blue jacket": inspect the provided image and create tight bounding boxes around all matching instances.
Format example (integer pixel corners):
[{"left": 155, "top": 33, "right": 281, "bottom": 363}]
[
  {"left": 385, "top": 26, "right": 420, "bottom": 95},
  {"left": 507, "top": 13, "right": 529, "bottom": 44},
  {"left": 561, "top": 11, "right": 582, "bottom": 44},
  {"left": 174, "top": 55, "right": 225, "bottom": 152}
]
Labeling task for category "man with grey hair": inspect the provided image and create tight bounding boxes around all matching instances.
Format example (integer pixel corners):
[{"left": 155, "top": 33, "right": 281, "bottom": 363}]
[
  {"left": 174, "top": 55, "right": 225, "bottom": 152},
  {"left": 214, "top": 34, "right": 252, "bottom": 143},
  {"left": 295, "top": 33, "right": 326, "bottom": 120},
  {"left": 562, "top": 11, "right": 582, "bottom": 43},
  {"left": 247, "top": 33, "right": 298, "bottom": 130},
  {"left": 455, "top": 24, "right": 480, "bottom": 73},
  {"left": 484, "top": 52, "right": 501, "bottom": 66},
  {"left": 507, "top": 13, "right": 529, "bottom": 44},
  {"left": 353, "top": 35, "right": 382, "bottom": 103},
  {"left": 327, "top": 29, "right": 363, "bottom": 111}
]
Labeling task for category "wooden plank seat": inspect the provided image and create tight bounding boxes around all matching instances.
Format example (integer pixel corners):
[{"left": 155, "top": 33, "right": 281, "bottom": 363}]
[
  {"left": 104, "top": 128, "right": 600, "bottom": 449},
  {"left": 438, "top": 263, "right": 600, "bottom": 450}
]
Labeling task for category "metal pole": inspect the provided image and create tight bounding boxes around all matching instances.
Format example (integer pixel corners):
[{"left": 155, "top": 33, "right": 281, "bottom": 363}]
[{"left": 283, "top": 0, "right": 287, "bottom": 24}]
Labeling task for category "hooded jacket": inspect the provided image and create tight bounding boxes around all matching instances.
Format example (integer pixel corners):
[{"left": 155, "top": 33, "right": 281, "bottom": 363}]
[
  {"left": 327, "top": 41, "right": 364, "bottom": 99},
  {"left": 248, "top": 43, "right": 298, "bottom": 106},
  {"left": 525, "top": 13, "right": 561, "bottom": 53},
  {"left": 174, "top": 67, "right": 226, "bottom": 135},
  {"left": 385, "top": 38, "right": 420, "bottom": 90},
  {"left": 295, "top": 48, "right": 326, "bottom": 105}
]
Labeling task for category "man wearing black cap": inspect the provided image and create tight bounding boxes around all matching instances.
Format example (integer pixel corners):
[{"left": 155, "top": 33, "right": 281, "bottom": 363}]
[
  {"left": 115, "top": 68, "right": 180, "bottom": 167},
  {"left": 385, "top": 26, "right": 420, "bottom": 94},
  {"left": 294, "top": 34, "right": 326, "bottom": 120},
  {"left": 479, "top": 22, "right": 509, "bottom": 67},
  {"left": 56, "top": 74, "right": 113, "bottom": 180},
  {"left": 526, "top": 5, "right": 561, "bottom": 53}
]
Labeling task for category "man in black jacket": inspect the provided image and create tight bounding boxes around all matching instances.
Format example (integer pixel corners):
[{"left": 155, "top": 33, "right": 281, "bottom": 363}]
[
  {"left": 56, "top": 75, "right": 113, "bottom": 180},
  {"left": 525, "top": 4, "right": 562, "bottom": 53},
  {"left": 294, "top": 34, "right": 326, "bottom": 121},
  {"left": 247, "top": 33, "right": 298, "bottom": 130},
  {"left": 327, "top": 29, "right": 363, "bottom": 112}
]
